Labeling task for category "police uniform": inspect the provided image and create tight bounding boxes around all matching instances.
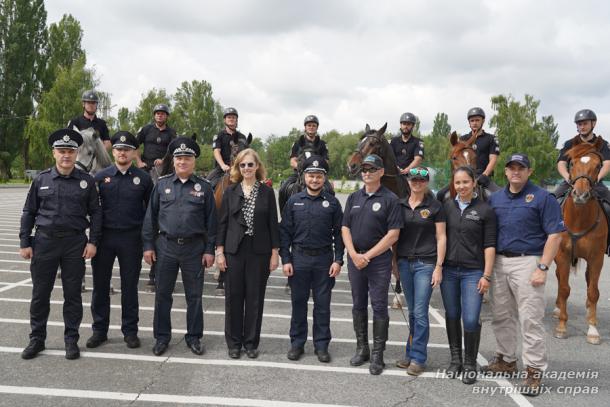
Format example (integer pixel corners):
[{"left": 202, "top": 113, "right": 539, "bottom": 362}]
[
  {"left": 488, "top": 155, "right": 565, "bottom": 373},
  {"left": 89, "top": 132, "right": 153, "bottom": 347},
  {"left": 142, "top": 137, "right": 216, "bottom": 355},
  {"left": 389, "top": 135, "right": 424, "bottom": 169},
  {"left": 136, "top": 123, "right": 177, "bottom": 170},
  {"left": 206, "top": 129, "right": 249, "bottom": 189},
  {"left": 67, "top": 115, "right": 110, "bottom": 142},
  {"left": 279, "top": 156, "right": 344, "bottom": 358},
  {"left": 459, "top": 131, "right": 500, "bottom": 177},
  {"left": 19, "top": 129, "right": 102, "bottom": 359}
]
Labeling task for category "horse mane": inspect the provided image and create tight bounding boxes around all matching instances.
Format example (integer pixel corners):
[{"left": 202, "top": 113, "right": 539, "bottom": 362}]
[{"left": 566, "top": 137, "right": 604, "bottom": 161}]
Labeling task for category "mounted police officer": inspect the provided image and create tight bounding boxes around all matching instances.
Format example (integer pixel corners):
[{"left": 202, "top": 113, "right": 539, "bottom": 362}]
[
  {"left": 207, "top": 107, "right": 248, "bottom": 190},
  {"left": 87, "top": 131, "right": 153, "bottom": 350},
  {"left": 280, "top": 155, "right": 344, "bottom": 363},
  {"left": 461, "top": 107, "right": 500, "bottom": 190},
  {"left": 67, "top": 90, "right": 111, "bottom": 149},
  {"left": 342, "top": 154, "right": 403, "bottom": 375},
  {"left": 389, "top": 112, "right": 424, "bottom": 177},
  {"left": 19, "top": 128, "right": 102, "bottom": 360},
  {"left": 142, "top": 137, "right": 216, "bottom": 356}
]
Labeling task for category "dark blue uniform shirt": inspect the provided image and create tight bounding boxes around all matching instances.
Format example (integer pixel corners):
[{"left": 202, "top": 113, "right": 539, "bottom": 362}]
[
  {"left": 489, "top": 180, "right": 565, "bottom": 255},
  {"left": 211, "top": 129, "right": 248, "bottom": 168},
  {"left": 94, "top": 165, "right": 153, "bottom": 230},
  {"left": 460, "top": 131, "right": 500, "bottom": 175},
  {"left": 279, "top": 191, "right": 344, "bottom": 264},
  {"left": 67, "top": 115, "right": 110, "bottom": 141},
  {"left": 342, "top": 185, "right": 403, "bottom": 251},
  {"left": 389, "top": 135, "right": 424, "bottom": 169},
  {"left": 142, "top": 173, "right": 216, "bottom": 254},
  {"left": 136, "top": 123, "right": 177, "bottom": 165},
  {"left": 19, "top": 166, "right": 102, "bottom": 247}
]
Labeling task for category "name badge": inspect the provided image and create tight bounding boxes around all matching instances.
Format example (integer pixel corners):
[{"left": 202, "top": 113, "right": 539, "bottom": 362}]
[{"left": 40, "top": 186, "right": 49, "bottom": 190}]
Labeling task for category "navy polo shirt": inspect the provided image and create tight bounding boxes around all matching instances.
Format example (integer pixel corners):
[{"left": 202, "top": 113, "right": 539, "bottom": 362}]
[
  {"left": 489, "top": 181, "right": 565, "bottom": 255},
  {"left": 389, "top": 135, "right": 424, "bottom": 169},
  {"left": 460, "top": 131, "right": 500, "bottom": 176},
  {"left": 136, "top": 123, "right": 177, "bottom": 164},
  {"left": 211, "top": 129, "right": 248, "bottom": 168},
  {"left": 279, "top": 191, "right": 344, "bottom": 264},
  {"left": 94, "top": 165, "right": 153, "bottom": 230},
  {"left": 342, "top": 185, "right": 403, "bottom": 251}
]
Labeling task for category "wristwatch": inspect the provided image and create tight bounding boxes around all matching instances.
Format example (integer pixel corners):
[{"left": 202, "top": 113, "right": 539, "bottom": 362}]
[{"left": 537, "top": 263, "right": 549, "bottom": 272}]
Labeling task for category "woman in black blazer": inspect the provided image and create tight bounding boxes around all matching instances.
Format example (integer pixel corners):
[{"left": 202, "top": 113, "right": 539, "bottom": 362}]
[{"left": 216, "top": 148, "right": 280, "bottom": 359}]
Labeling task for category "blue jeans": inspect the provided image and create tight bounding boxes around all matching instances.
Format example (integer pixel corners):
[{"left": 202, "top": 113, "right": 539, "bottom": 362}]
[
  {"left": 440, "top": 266, "right": 483, "bottom": 332},
  {"left": 399, "top": 258, "right": 434, "bottom": 365}
]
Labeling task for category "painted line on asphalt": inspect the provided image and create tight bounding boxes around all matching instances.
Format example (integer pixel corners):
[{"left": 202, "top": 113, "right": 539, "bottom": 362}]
[
  {"left": 0, "top": 384, "right": 354, "bottom": 407},
  {"left": 0, "top": 278, "right": 31, "bottom": 293}
]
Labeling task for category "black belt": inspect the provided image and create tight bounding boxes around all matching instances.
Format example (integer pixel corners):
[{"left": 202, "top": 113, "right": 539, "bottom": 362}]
[
  {"left": 354, "top": 248, "right": 369, "bottom": 254},
  {"left": 295, "top": 246, "right": 332, "bottom": 256},
  {"left": 36, "top": 228, "right": 82, "bottom": 238},
  {"left": 403, "top": 256, "right": 435, "bottom": 263},
  {"left": 498, "top": 251, "right": 534, "bottom": 258},
  {"left": 161, "top": 233, "right": 204, "bottom": 245}
]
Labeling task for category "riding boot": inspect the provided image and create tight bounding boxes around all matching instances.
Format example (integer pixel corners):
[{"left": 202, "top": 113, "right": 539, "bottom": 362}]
[
  {"left": 349, "top": 310, "right": 370, "bottom": 366},
  {"left": 445, "top": 318, "right": 463, "bottom": 379},
  {"left": 369, "top": 317, "right": 389, "bottom": 375},
  {"left": 462, "top": 327, "right": 481, "bottom": 385}
]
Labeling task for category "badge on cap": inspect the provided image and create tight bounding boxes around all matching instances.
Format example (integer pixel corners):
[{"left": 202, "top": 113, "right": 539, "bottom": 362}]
[
  {"left": 372, "top": 202, "right": 381, "bottom": 212},
  {"left": 133, "top": 176, "right": 140, "bottom": 185},
  {"left": 120, "top": 135, "right": 126, "bottom": 142},
  {"left": 79, "top": 180, "right": 88, "bottom": 189},
  {"left": 322, "top": 200, "right": 329, "bottom": 208},
  {"left": 180, "top": 143, "right": 186, "bottom": 150},
  {"left": 165, "top": 188, "right": 171, "bottom": 194},
  {"left": 420, "top": 209, "right": 430, "bottom": 219},
  {"left": 63, "top": 135, "right": 70, "bottom": 142},
  {"left": 194, "top": 183, "right": 201, "bottom": 191},
  {"left": 526, "top": 193, "right": 534, "bottom": 203},
  {"left": 312, "top": 160, "right": 319, "bottom": 167}
]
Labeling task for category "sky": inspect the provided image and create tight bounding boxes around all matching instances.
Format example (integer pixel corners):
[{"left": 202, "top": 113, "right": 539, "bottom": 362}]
[{"left": 45, "top": 0, "right": 610, "bottom": 143}]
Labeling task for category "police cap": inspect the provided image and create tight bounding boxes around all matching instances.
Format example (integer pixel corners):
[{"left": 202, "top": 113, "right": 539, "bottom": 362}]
[
  {"left": 111, "top": 131, "right": 138, "bottom": 149},
  {"left": 303, "top": 155, "right": 328, "bottom": 173},
  {"left": 169, "top": 136, "right": 200, "bottom": 158},
  {"left": 48, "top": 128, "right": 83, "bottom": 149}
]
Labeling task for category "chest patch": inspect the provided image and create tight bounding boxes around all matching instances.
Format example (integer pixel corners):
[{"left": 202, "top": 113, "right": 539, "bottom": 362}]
[
  {"left": 372, "top": 202, "right": 381, "bottom": 212},
  {"left": 79, "top": 180, "right": 88, "bottom": 189},
  {"left": 322, "top": 200, "right": 330, "bottom": 208},
  {"left": 104, "top": 177, "right": 111, "bottom": 184},
  {"left": 525, "top": 193, "right": 534, "bottom": 203},
  {"left": 465, "top": 210, "right": 480, "bottom": 221},
  {"left": 194, "top": 183, "right": 201, "bottom": 191},
  {"left": 165, "top": 188, "right": 171, "bottom": 194},
  {"left": 133, "top": 176, "right": 140, "bottom": 185},
  {"left": 420, "top": 209, "right": 430, "bottom": 219}
]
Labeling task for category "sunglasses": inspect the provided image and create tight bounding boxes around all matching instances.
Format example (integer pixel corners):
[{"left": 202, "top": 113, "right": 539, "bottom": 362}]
[
  {"left": 239, "top": 162, "right": 255, "bottom": 168},
  {"left": 361, "top": 167, "right": 379, "bottom": 174},
  {"left": 409, "top": 168, "right": 429, "bottom": 177}
]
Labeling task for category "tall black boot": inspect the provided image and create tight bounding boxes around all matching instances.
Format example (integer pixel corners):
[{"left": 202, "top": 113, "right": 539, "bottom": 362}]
[
  {"left": 350, "top": 310, "right": 370, "bottom": 366},
  {"left": 369, "top": 317, "right": 389, "bottom": 375},
  {"left": 462, "top": 327, "right": 481, "bottom": 385},
  {"left": 445, "top": 318, "right": 463, "bottom": 379}
]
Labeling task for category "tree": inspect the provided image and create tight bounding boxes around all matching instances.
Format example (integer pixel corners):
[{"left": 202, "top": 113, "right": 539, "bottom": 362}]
[
  {"left": 172, "top": 80, "right": 223, "bottom": 144},
  {"left": 490, "top": 94, "right": 560, "bottom": 185},
  {"left": 130, "top": 88, "right": 172, "bottom": 132},
  {"left": 0, "top": 0, "right": 47, "bottom": 178},
  {"left": 323, "top": 129, "right": 362, "bottom": 179},
  {"left": 421, "top": 113, "right": 452, "bottom": 189},
  {"left": 264, "top": 134, "right": 296, "bottom": 181}
]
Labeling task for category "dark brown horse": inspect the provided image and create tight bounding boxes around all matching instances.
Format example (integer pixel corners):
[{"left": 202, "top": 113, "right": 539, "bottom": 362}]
[
  {"left": 554, "top": 139, "right": 607, "bottom": 344},
  {"left": 213, "top": 132, "right": 253, "bottom": 209}
]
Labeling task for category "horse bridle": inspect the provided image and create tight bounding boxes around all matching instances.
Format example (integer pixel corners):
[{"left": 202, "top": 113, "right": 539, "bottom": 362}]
[
  {"left": 76, "top": 149, "right": 97, "bottom": 173},
  {"left": 351, "top": 134, "right": 399, "bottom": 177}
]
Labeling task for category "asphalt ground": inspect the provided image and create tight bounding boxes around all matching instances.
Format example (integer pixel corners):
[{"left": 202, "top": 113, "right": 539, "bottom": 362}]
[{"left": 0, "top": 186, "right": 608, "bottom": 407}]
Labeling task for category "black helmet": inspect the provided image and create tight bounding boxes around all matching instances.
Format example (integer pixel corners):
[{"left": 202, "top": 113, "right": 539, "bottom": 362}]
[
  {"left": 153, "top": 103, "right": 170, "bottom": 115},
  {"left": 399, "top": 112, "right": 417, "bottom": 124},
  {"left": 574, "top": 109, "right": 597, "bottom": 123},
  {"left": 304, "top": 115, "right": 319, "bottom": 125},
  {"left": 467, "top": 107, "right": 485, "bottom": 119},
  {"left": 223, "top": 107, "right": 238, "bottom": 118},
  {"left": 81, "top": 90, "right": 99, "bottom": 103}
]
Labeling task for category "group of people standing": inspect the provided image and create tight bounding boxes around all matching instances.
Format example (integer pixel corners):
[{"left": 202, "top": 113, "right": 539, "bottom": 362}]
[{"left": 17, "top": 90, "right": 606, "bottom": 398}]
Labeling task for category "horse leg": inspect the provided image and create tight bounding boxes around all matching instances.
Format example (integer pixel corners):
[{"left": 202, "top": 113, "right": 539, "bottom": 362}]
[
  {"left": 554, "top": 249, "right": 571, "bottom": 339},
  {"left": 585, "top": 255, "right": 602, "bottom": 345}
]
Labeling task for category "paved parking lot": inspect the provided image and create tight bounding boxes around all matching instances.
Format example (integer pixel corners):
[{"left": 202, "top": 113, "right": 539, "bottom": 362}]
[{"left": 0, "top": 186, "right": 608, "bottom": 406}]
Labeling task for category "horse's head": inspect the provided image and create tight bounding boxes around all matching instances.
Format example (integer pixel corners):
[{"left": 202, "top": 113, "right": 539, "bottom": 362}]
[
  {"left": 75, "top": 127, "right": 110, "bottom": 174},
  {"left": 567, "top": 139, "right": 604, "bottom": 204},
  {"left": 449, "top": 131, "right": 477, "bottom": 171},
  {"left": 229, "top": 132, "right": 253, "bottom": 165},
  {"left": 347, "top": 123, "right": 388, "bottom": 176}
]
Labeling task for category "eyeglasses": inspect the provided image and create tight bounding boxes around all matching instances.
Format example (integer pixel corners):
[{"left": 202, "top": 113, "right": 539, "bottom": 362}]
[
  {"left": 239, "top": 162, "right": 255, "bottom": 169},
  {"left": 409, "top": 168, "right": 429, "bottom": 177},
  {"left": 361, "top": 167, "right": 379, "bottom": 174}
]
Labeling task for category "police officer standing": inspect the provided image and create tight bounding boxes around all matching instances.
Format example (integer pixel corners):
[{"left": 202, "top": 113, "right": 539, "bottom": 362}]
[
  {"left": 461, "top": 107, "right": 500, "bottom": 189},
  {"left": 136, "top": 103, "right": 177, "bottom": 291},
  {"left": 19, "top": 128, "right": 102, "bottom": 360},
  {"left": 342, "top": 154, "right": 403, "bottom": 375},
  {"left": 207, "top": 107, "right": 248, "bottom": 190},
  {"left": 68, "top": 90, "right": 111, "bottom": 150},
  {"left": 390, "top": 112, "right": 424, "bottom": 176},
  {"left": 486, "top": 153, "right": 564, "bottom": 396},
  {"left": 280, "top": 155, "right": 344, "bottom": 363},
  {"left": 86, "top": 131, "right": 153, "bottom": 350},
  {"left": 142, "top": 137, "right": 216, "bottom": 356}
]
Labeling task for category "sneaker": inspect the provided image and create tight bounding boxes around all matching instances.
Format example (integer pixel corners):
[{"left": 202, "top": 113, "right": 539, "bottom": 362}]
[
  {"left": 21, "top": 339, "right": 45, "bottom": 360},
  {"left": 521, "top": 366, "right": 543, "bottom": 397},
  {"left": 406, "top": 361, "right": 425, "bottom": 376},
  {"left": 395, "top": 358, "right": 411, "bottom": 369}
]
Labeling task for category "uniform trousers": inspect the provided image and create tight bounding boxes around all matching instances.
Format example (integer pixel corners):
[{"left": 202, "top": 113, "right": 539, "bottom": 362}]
[{"left": 347, "top": 250, "right": 392, "bottom": 319}]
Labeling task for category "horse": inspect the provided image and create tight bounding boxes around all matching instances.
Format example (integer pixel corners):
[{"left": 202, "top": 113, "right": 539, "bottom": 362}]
[
  {"left": 347, "top": 123, "right": 407, "bottom": 308},
  {"left": 553, "top": 139, "right": 607, "bottom": 345}
]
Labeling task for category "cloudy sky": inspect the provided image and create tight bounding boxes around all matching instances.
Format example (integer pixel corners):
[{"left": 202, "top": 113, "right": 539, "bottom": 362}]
[{"left": 46, "top": 0, "right": 609, "bottom": 143}]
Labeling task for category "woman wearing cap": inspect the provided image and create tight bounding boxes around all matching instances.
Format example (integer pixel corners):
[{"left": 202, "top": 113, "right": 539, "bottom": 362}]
[
  {"left": 394, "top": 166, "right": 446, "bottom": 376},
  {"left": 441, "top": 166, "right": 496, "bottom": 384},
  {"left": 216, "top": 148, "right": 280, "bottom": 359}
]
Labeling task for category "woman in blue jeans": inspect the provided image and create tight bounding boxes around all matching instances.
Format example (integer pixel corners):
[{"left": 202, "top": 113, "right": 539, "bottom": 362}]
[
  {"left": 441, "top": 166, "right": 496, "bottom": 384},
  {"left": 395, "top": 167, "right": 446, "bottom": 376}
]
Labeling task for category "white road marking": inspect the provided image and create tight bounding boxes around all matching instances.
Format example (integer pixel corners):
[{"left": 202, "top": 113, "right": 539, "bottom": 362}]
[{"left": 0, "top": 278, "right": 31, "bottom": 293}]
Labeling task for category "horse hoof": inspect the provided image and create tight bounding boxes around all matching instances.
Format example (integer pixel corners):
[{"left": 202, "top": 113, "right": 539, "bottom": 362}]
[
  {"left": 587, "top": 335, "right": 601, "bottom": 345},
  {"left": 554, "top": 329, "right": 567, "bottom": 339},
  {"left": 552, "top": 308, "right": 560, "bottom": 319}
]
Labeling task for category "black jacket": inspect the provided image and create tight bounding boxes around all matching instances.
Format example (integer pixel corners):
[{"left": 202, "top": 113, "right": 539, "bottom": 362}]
[
  {"left": 217, "top": 182, "right": 280, "bottom": 255},
  {"left": 443, "top": 197, "right": 496, "bottom": 269}
]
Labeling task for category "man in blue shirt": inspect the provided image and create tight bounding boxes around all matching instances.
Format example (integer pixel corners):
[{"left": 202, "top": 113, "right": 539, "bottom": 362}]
[
  {"left": 87, "top": 132, "right": 153, "bottom": 350},
  {"left": 486, "top": 153, "right": 564, "bottom": 397}
]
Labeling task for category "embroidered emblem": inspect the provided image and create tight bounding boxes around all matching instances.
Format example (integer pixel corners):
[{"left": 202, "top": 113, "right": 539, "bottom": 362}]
[
  {"left": 194, "top": 183, "right": 201, "bottom": 191},
  {"left": 63, "top": 135, "right": 70, "bottom": 142},
  {"left": 526, "top": 193, "right": 534, "bottom": 203},
  {"left": 322, "top": 200, "right": 330, "bottom": 208},
  {"left": 133, "top": 176, "right": 140, "bottom": 185},
  {"left": 420, "top": 209, "right": 430, "bottom": 219},
  {"left": 372, "top": 202, "right": 381, "bottom": 212},
  {"left": 120, "top": 135, "right": 126, "bottom": 142},
  {"left": 156, "top": 137, "right": 161, "bottom": 143},
  {"left": 165, "top": 188, "right": 171, "bottom": 194},
  {"left": 79, "top": 180, "right": 88, "bottom": 189},
  {"left": 104, "top": 177, "right": 111, "bottom": 183}
]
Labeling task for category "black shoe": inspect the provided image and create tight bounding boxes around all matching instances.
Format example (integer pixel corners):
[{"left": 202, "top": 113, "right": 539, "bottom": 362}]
[
  {"left": 315, "top": 349, "right": 331, "bottom": 363},
  {"left": 124, "top": 336, "right": 141, "bottom": 349},
  {"left": 246, "top": 349, "right": 259, "bottom": 359},
  {"left": 350, "top": 310, "right": 370, "bottom": 366},
  {"left": 369, "top": 318, "right": 389, "bottom": 375},
  {"left": 65, "top": 342, "right": 80, "bottom": 360},
  {"left": 21, "top": 339, "right": 45, "bottom": 360},
  {"left": 187, "top": 340, "right": 205, "bottom": 355},
  {"left": 228, "top": 348, "right": 241, "bottom": 359},
  {"left": 287, "top": 347, "right": 304, "bottom": 361},
  {"left": 152, "top": 341, "right": 168, "bottom": 356},
  {"left": 86, "top": 333, "right": 108, "bottom": 349}
]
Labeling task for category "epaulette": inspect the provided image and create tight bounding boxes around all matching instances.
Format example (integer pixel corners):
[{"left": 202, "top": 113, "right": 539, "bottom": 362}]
[
  {"left": 158, "top": 174, "right": 173, "bottom": 180},
  {"left": 39, "top": 168, "right": 52, "bottom": 174}
]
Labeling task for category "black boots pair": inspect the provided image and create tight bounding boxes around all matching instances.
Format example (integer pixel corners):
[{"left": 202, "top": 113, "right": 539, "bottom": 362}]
[
  {"left": 350, "top": 310, "right": 389, "bottom": 375},
  {"left": 446, "top": 318, "right": 480, "bottom": 385}
]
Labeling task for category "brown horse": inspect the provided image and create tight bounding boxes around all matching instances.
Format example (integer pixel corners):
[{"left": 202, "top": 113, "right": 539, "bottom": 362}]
[
  {"left": 436, "top": 131, "right": 478, "bottom": 202},
  {"left": 213, "top": 132, "right": 253, "bottom": 209},
  {"left": 554, "top": 139, "right": 607, "bottom": 344}
]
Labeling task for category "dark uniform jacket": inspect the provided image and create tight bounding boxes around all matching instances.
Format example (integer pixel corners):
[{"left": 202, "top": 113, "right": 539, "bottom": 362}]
[
  {"left": 136, "top": 124, "right": 177, "bottom": 166},
  {"left": 390, "top": 135, "right": 424, "bottom": 169},
  {"left": 212, "top": 129, "right": 248, "bottom": 168},
  {"left": 290, "top": 135, "right": 329, "bottom": 161},
  {"left": 460, "top": 131, "right": 500, "bottom": 175},
  {"left": 557, "top": 134, "right": 610, "bottom": 163},
  {"left": 68, "top": 115, "right": 110, "bottom": 141}
]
